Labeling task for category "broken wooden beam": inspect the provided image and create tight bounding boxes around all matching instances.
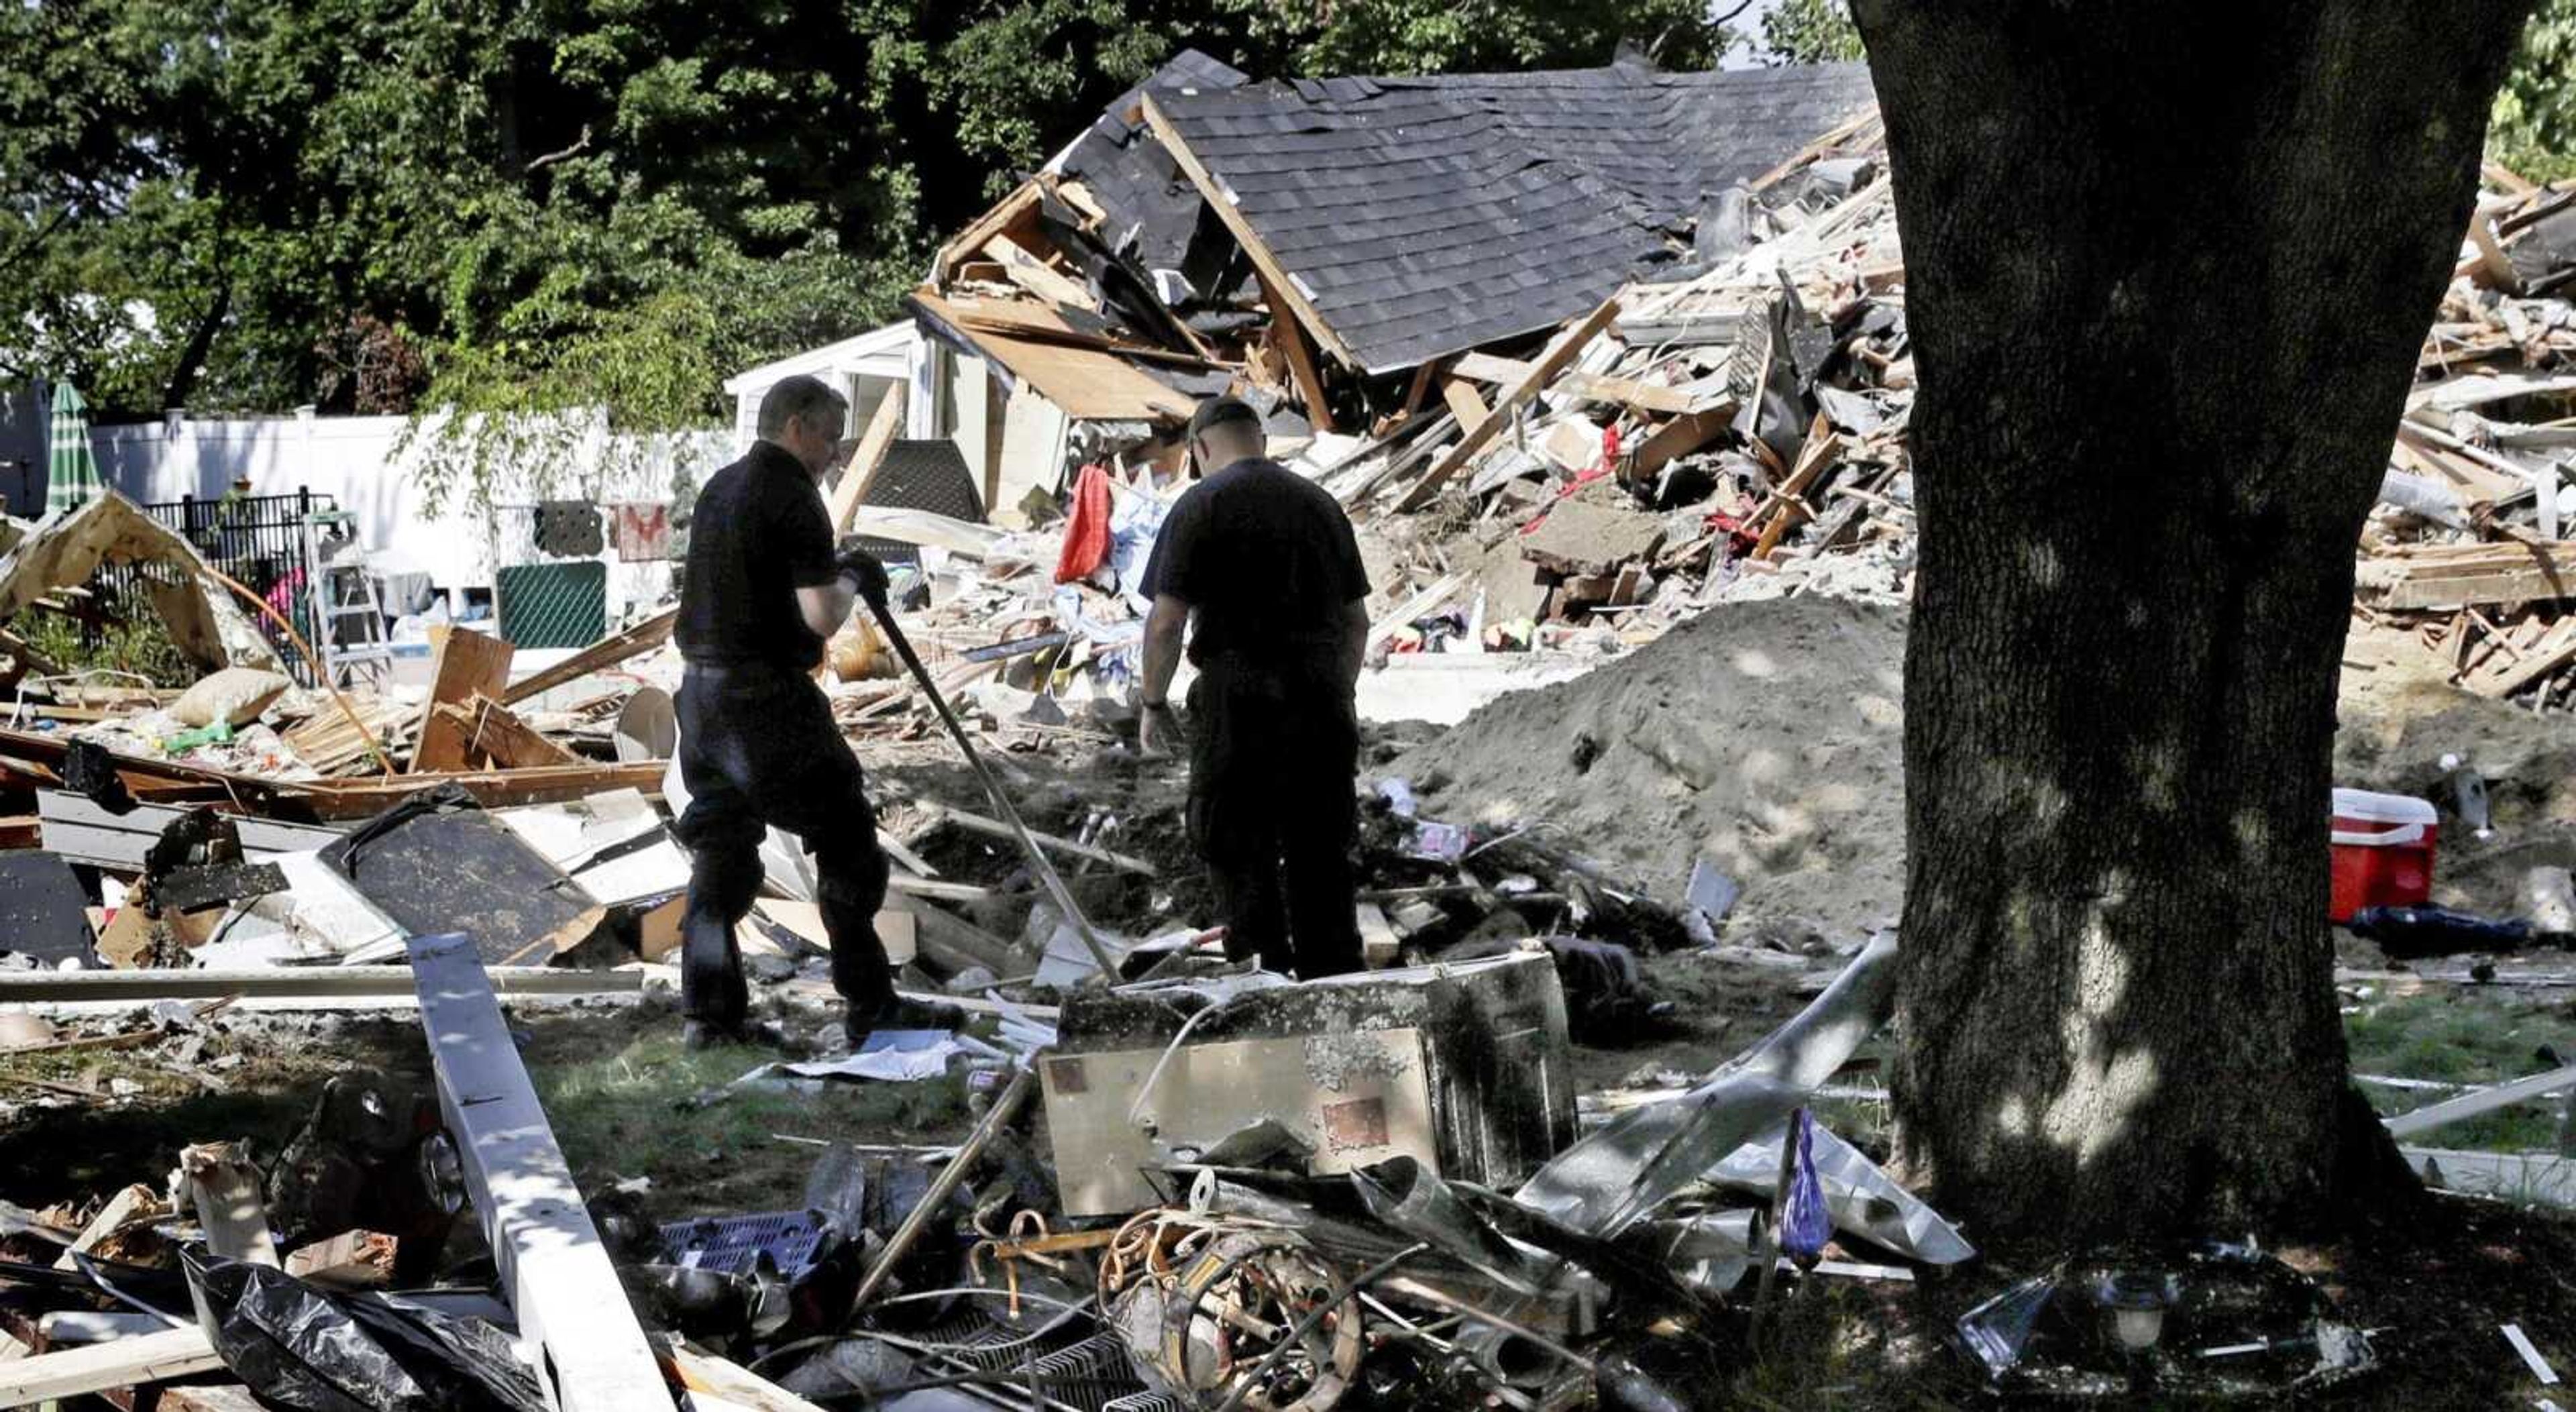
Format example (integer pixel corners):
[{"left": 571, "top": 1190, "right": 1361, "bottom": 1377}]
[
  {"left": 826, "top": 380, "right": 912, "bottom": 535},
  {"left": 501, "top": 607, "right": 678, "bottom": 706},
  {"left": 411, "top": 625, "right": 517, "bottom": 773},
  {"left": 1451, "top": 351, "right": 1698, "bottom": 416},
  {"left": 407, "top": 930, "right": 675, "bottom": 1412},
  {"left": 1396, "top": 298, "right": 1621, "bottom": 511}
]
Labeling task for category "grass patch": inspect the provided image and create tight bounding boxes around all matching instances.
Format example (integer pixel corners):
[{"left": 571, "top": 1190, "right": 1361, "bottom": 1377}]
[
  {"left": 525, "top": 1027, "right": 974, "bottom": 1220},
  {"left": 2343, "top": 988, "right": 2576, "bottom": 1150}
]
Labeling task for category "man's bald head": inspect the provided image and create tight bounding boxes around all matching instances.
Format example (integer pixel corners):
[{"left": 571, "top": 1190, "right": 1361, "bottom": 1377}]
[{"left": 1187, "top": 395, "right": 1264, "bottom": 473}]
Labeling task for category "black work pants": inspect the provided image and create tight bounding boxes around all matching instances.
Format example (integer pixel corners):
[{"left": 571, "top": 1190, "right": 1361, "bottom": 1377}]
[
  {"left": 1187, "top": 655, "right": 1363, "bottom": 980},
  {"left": 673, "top": 661, "right": 891, "bottom": 1026}
]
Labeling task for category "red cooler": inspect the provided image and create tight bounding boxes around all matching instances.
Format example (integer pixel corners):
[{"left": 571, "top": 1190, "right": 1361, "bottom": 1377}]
[{"left": 2329, "top": 788, "right": 2438, "bottom": 923}]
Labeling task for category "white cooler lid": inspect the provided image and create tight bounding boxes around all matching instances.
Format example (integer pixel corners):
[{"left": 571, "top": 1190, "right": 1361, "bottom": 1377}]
[{"left": 2331, "top": 788, "right": 2438, "bottom": 826}]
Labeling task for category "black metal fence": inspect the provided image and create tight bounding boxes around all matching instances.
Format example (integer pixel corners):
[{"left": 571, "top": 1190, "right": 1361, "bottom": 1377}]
[{"left": 91, "top": 490, "right": 347, "bottom": 686}]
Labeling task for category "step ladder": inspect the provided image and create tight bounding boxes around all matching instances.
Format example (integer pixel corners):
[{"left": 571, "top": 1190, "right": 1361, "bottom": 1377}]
[{"left": 301, "top": 510, "right": 395, "bottom": 691}]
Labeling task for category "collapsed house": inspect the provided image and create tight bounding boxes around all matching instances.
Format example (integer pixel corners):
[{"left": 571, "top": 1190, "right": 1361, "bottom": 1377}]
[{"left": 1, "top": 40, "right": 2572, "bottom": 1412}]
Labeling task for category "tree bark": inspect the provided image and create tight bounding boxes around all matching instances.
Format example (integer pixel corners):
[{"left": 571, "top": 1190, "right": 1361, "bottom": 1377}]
[
  {"left": 160, "top": 279, "right": 233, "bottom": 413},
  {"left": 1850, "top": 0, "right": 2532, "bottom": 1243}
]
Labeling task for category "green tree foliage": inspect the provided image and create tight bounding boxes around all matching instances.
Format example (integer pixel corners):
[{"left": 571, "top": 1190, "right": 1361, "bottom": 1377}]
[
  {"left": 3, "top": 0, "right": 1747, "bottom": 504},
  {"left": 1758, "top": 0, "right": 1864, "bottom": 65},
  {"left": 2493, "top": 0, "right": 2576, "bottom": 182}
]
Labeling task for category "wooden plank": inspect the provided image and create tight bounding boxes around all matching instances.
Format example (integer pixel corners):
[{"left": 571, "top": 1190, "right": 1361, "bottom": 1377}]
[
  {"left": 908, "top": 292, "right": 1202, "bottom": 423},
  {"left": 1630, "top": 409, "right": 1732, "bottom": 481},
  {"left": 501, "top": 607, "right": 677, "bottom": 706},
  {"left": 451, "top": 694, "right": 583, "bottom": 769},
  {"left": 933, "top": 178, "right": 1042, "bottom": 283},
  {"left": 1258, "top": 271, "right": 1340, "bottom": 434},
  {"left": 892, "top": 896, "right": 1026, "bottom": 976},
  {"left": 2384, "top": 1062, "right": 2576, "bottom": 1138},
  {"left": 295, "top": 761, "right": 670, "bottom": 818},
  {"left": 1451, "top": 351, "right": 1697, "bottom": 416},
  {"left": 0, "top": 1326, "right": 223, "bottom": 1405},
  {"left": 1745, "top": 414, "right": 1840, "bottom": 558},
  {"left": 405, "top": 932, "right": 676, "bottom": 1412},
  {"left": 979, "top": 233, "right": 1096, "bottom": 311},
  {"left": 2474, "top": 619, "right": 2576, "bottom": 697},
  {"left": 826, "top": 381, "right": 910, "bottom": 534},
  {"left": 1395, "top": 299, "right": 1620, "bottom": 511},
  {"left": 1138, "top": 93, "right": 1364, "bottom": 369},
  {"left": 1440, "top": 377, "right": 1491, "bottom": 437},
  {"left": 410, "top": 625, "right": 516, "bottom": 773},
  {"left": 1399, "top": 360, "right": 1440, "bottom": 419}
]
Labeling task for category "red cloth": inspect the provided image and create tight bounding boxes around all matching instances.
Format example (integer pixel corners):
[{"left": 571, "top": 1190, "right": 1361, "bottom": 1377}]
[{"left": 1053, "top": 463, "right": 1114, "bottom": 584}]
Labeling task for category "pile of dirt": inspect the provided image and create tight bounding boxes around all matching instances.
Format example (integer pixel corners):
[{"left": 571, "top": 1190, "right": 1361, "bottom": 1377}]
[
  {"left": 1391, "top": 599, "right": 2575, "bottom": 945},
  {"left": 1391, "top": 597, "right": 1909, "bottom": 946}
]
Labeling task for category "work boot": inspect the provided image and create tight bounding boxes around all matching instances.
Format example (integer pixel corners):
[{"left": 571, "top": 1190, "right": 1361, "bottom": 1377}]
[
  {"left": 682, "top": 1015, "right": 791, "bottom": 1050},
  {"left": 843, "top": 995, "right": 966, "bottom": 1048}
]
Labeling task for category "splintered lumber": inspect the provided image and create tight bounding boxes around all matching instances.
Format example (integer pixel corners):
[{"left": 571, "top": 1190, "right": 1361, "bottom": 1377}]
[
  {"left": 441, "top": 693, "right": 584, "bottom": 769},
  {"left": 406, "top": 931, "right": 676, "bottom": 1412},
  {"left": 826, "top": 380, "right": 911, "bottom": 534},
  {"left": 1396, "top": 298, "right": 1621, "bottom": 511},
  {"left": 0, "top": 1325, "right": 223, "bottom": 1405},
  {"left": 411, "top": 625, "right": 517, "bottom": 773},
  {"left": 283, "top": 693, "right": 413, "bottom": 776},
  {"left": 980, "top": 233, "right": 1097, "bottom": 311},
  {"left": 2473, "top": 618, "right": 2576, "bottom": 698},
  {"left": 1452, "top": 351, "right": 1697, "bottom": 417},
  {"left": 501, "top": 606, "right": 678, "bottom": 706},
  {"left": 1440, "top": 377, "right": 1492, "bottom": 435},
  {"left": 2357, "top": 539, "right": 2576, "bottom": 609},
  {"left": 1259, "top": 270, "right": 1341, "bottom": 434}
]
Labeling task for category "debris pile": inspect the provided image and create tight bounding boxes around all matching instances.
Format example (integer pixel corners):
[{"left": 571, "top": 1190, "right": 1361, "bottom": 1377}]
[{"left": 2355, "top": 170, "right": 2576, "bottom": 711}]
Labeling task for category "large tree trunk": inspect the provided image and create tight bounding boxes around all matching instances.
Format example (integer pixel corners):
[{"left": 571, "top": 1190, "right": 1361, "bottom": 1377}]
[{"left": 1851, "top": 0, "right": 2532, "bottom": 1244}]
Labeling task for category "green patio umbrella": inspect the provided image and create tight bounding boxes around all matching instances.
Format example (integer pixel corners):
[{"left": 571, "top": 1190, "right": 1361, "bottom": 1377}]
[{"left": 46, "top": 381, "right": 103, "bottom": 519}]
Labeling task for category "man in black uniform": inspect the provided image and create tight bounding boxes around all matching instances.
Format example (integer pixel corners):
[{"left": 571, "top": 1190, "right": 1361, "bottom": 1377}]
[
  {"left": 673, "top": 374, "right": 926, "bottom": 1046},
  {"left": 1137, "top": 396, "right": 1372, "bottom": 979}
]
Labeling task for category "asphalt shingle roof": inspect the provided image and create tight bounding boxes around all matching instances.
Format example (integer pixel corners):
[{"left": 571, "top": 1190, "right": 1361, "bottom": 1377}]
[{"left": 1155, "top": 62, "right": 1875, "bottom": 373}]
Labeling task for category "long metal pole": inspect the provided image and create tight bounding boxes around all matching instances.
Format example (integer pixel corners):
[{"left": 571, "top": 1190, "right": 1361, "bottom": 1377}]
[
  {"left": 864, "top": 600, "right": 1125, "bottom": 981},
  {"left": 850, "top": 1063, "right": 1038, "bottom": 1311}
]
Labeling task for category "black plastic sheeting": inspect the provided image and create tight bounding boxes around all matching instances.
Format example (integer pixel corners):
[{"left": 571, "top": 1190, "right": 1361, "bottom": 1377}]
[{"left": 182, "top": 1250, "right": 547, "bottom": 1412}]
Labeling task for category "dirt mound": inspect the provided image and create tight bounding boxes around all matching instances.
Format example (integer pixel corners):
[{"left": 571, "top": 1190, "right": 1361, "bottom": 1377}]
[
  {"left": 1391, "top": 598, "right": 1909, "bottom": 946},
  {"left": 1391, "top": 601, "right": 2575, "bottom": 945}
]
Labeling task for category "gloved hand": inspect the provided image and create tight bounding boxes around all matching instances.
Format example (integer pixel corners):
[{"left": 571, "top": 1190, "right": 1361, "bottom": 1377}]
[{"left": 835, "top": 545, "right": 890, "bottom": 609}]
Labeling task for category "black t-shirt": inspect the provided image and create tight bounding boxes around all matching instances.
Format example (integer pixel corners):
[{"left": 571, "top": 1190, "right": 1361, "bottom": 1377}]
[
  {"left": 1139, "top": 457, "right": 1371, "bottom": 668},
  {"left": 676, "top": 440, "right": 839, "bottom": 671}
]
